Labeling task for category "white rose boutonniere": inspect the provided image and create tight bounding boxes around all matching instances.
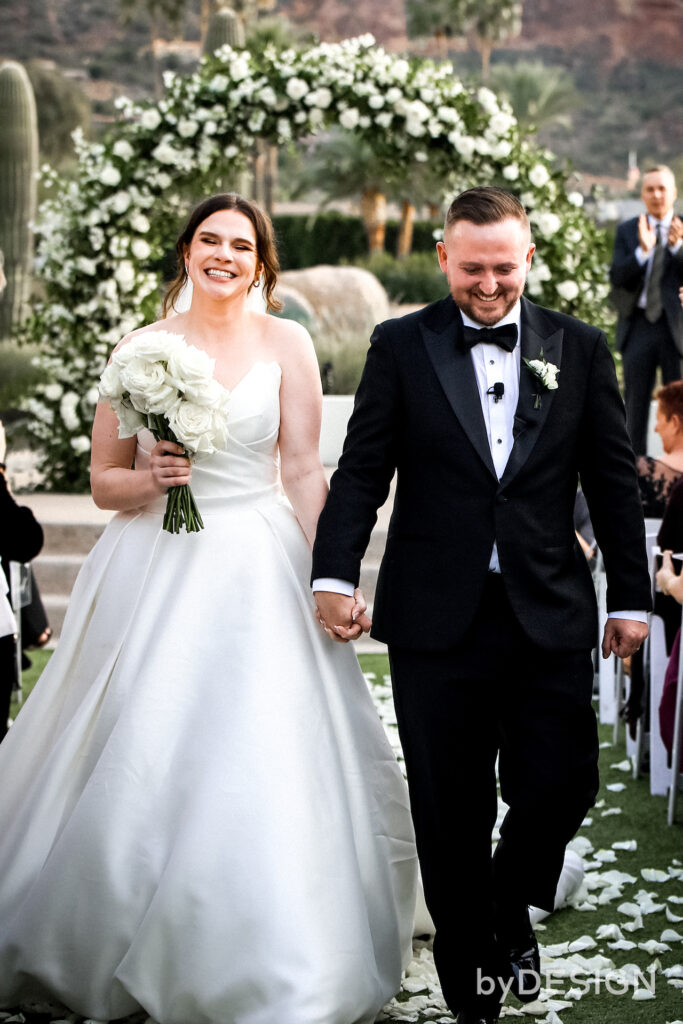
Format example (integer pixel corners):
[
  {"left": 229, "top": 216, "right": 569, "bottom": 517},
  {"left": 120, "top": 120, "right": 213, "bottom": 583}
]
[{"left": 523, "top": 350, "right": 559, "bottom": 409}]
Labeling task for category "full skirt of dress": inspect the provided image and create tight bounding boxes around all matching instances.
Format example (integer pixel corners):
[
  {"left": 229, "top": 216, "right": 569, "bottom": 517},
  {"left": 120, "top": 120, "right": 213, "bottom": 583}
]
[{"left": 0, "top": 366, "right": 416, "bottom": 1024}]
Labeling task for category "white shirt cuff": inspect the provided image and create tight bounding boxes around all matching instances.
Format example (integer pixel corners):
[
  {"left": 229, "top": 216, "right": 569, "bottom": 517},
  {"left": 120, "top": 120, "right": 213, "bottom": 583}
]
[
  {"left": 635, "top": 246, "right": 649, "bottom": 265},
  {"left": 669, "top": 239, "right": 682, "bottom": 254},
  {"left": 608, "top": 611, "right": 648, "bottom": 623},
  {"left": 311, "top": 578, "right": 355, "bottom": 597}
]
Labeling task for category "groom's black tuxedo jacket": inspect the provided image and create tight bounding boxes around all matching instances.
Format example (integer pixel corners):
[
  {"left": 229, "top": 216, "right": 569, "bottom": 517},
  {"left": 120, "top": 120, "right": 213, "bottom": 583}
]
[{"left": 312, "top": 295, "right": 652, "bottom": 652}]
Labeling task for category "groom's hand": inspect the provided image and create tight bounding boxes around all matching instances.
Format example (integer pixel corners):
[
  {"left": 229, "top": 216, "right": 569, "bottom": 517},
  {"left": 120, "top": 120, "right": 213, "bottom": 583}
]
[
  {"left": 314, "top": 590, "right": 372, "bottom": 643},
  {"left": 601, "top": 618, "right": 649, "bottom": 660}
]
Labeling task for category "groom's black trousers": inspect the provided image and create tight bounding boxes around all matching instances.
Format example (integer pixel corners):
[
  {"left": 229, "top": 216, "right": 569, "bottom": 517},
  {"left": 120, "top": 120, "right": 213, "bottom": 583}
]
[{"left": 388, "top": 573, "right": 599, "bottom": 1013}]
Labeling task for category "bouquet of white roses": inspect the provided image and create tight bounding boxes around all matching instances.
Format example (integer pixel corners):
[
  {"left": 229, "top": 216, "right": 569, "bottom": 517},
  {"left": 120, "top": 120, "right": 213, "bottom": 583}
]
[{"left": 98, "top": 330, "right": 230, "bottom": 533}]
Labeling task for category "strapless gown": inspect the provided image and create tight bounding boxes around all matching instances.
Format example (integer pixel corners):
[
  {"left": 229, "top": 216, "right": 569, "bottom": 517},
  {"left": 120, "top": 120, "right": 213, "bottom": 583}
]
[{"left": 0, "top": 362, "right": 417, "bottom": 1024}]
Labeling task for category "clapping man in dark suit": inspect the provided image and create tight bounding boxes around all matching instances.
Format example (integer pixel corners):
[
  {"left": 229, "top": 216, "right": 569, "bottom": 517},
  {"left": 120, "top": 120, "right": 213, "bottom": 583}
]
[
  {"left": 610, "top": 164, "right": 683, "bottom": 455},
  {"left": 312, "top": 188, "right": 651, "bottom": 1024}
]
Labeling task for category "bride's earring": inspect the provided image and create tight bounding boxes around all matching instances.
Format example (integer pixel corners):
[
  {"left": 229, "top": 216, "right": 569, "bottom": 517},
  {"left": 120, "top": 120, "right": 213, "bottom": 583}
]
[{"left": 252, "top": 275, "right": 261, "bottom": 288}]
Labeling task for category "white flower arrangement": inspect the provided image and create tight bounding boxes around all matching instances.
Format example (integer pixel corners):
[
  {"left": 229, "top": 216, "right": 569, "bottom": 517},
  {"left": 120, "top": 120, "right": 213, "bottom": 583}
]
[{"left": 99, "top": 331, "right": 230, "bottom": 533}]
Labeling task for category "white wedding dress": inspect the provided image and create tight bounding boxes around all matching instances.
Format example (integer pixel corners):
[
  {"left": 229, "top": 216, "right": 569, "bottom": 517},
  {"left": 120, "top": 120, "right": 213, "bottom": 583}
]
[{"left": 0, "top": 361, "right": 417, "bottom": 1024}]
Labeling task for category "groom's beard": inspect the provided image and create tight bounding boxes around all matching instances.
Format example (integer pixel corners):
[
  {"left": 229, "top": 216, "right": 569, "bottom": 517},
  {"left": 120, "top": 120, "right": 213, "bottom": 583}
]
[{"left": 455, "top": 286, "right": 523, "bottom": 327}]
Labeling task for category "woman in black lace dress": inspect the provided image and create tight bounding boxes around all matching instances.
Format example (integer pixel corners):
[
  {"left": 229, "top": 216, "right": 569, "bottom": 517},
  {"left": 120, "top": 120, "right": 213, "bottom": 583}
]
[{"left": 636, "top": 380, "right": 683, "bottom": 517}]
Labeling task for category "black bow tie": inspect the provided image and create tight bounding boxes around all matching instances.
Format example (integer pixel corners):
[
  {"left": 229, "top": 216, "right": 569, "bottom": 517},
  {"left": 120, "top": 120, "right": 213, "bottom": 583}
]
[{"left": 462, "top": 323, "right": 518, "bottom": 352}]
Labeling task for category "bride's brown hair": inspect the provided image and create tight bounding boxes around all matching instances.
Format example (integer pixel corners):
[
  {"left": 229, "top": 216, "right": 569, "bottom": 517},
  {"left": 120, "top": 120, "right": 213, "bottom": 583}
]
[{"left": 162, "top": 193, "right": 283, "bottom": 316}]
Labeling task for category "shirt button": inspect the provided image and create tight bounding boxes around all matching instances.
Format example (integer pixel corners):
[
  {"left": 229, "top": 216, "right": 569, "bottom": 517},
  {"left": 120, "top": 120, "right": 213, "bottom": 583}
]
[
  {"left": 489, "top": 359, "right": 495, "bottom": 365},
  {"left": 497, "top": 438, "right": 503, "bottom": 444}
]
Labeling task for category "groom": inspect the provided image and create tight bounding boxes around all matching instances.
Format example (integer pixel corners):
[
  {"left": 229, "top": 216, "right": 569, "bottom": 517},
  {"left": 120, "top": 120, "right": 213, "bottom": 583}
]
[{"left": 312, "top": 187, "right": 651, "bottom": 1023}]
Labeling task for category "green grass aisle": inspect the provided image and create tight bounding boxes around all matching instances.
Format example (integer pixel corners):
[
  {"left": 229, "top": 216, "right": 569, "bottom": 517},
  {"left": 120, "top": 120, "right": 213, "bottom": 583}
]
[{"left": 358, "top": 653, "right": 683, "bottom": 1024}]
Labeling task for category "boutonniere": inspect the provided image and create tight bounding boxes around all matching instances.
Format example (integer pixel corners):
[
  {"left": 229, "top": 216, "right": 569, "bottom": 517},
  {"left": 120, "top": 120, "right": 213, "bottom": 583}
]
[{"left": 523, "top": 349, "right": 559, "bottom": 409}]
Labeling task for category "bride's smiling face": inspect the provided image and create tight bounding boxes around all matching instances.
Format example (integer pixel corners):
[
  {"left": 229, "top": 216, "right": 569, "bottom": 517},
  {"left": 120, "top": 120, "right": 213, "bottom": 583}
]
[{"left": 184, "top": 209, "right": 261, "bottom": 302}]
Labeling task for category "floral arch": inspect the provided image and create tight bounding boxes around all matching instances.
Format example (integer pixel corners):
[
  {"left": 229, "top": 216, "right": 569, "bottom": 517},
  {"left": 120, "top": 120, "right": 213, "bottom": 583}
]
[{"left": 25, "top": 34, "right": 610, "bottom": 490}]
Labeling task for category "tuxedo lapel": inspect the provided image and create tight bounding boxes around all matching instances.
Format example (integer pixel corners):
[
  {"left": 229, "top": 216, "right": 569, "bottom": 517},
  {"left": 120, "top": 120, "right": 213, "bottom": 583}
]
[
  {"left": 420, "top": 299, "right": 498, "bottom": 480},
  {"left": 499, "top": 297, "right": 563, "bottom": 487}
]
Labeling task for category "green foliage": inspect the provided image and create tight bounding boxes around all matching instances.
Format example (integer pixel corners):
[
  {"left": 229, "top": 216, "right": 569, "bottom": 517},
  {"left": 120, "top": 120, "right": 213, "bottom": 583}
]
[
  {"left": 25, "top": 60, "right": 91, "bottom": 169},
  {"left": 313, "top": 341, "right": 368, "bottom": 396},
  {"left": 203, "top": 6, "right": 246, "bottom": 55},
  {"left": 354, "top": 252, "right": 446, "bottom": 304},
  {"left": 0, "top": 62, "right": 38, "bottom": 342},
  {"left": 0, "top": 344, "right": 45, "bottom": 414},
  {"left": 489, "top": 60, "right": 582, "bottom": 136}
]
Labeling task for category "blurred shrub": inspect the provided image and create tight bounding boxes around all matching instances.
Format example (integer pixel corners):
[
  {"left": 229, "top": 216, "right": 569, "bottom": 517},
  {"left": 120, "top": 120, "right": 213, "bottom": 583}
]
[
  {"left": 354, "top": 252, "right": 446, "bottom": 305},
  {"left": 272, "top": 212, "right": 439, "bottom": 269},
  {"left": 0, "top": 344, "right": 44, "bottom": 413}
]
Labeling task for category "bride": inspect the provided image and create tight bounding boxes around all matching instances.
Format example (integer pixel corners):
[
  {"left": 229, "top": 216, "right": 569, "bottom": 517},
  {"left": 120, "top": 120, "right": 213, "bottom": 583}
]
[{"left": 0, "top": 193, "right": 417, "bottom": 1024}]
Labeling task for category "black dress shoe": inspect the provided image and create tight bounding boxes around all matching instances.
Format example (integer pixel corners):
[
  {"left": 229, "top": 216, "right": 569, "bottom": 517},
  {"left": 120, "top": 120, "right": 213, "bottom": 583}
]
[
  {"left": 456, "top": 1009, "right": 500, "bottom": 1024},
  {"left": 506, "top": 931, "right": 541, "bottom": 1002}
]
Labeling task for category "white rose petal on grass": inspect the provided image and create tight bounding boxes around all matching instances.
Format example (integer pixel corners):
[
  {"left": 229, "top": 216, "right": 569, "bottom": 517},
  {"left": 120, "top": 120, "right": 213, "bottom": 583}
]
[
  {"left": 632, "top": 988, "right": 656, "bottom": 1001},
  {"left": 642, "top": 868, "right": 671, "bottom": 882},
  {"left": 601, "top": 807, "right": 622, "bottom": 817},
  {"left": 617, "top": 901, "right": 640, "bottom": 918},
  {"left": 622, "top": 916, "right": 644, "bottom": 932},
  {"left": 610, "top": 759, "right": 631, "bottom": 771},
  {"left": 666, "top": 905, "right": 683, "bottom": 922},
  {"left": 606, "top": 782, "right": 626, "bottom": 792},
  {"left": 664, "top": 965, "right": 683, "bottom": 978},
  {"left": 608, "top": 939, "right": 637, "bottom": 950},
  {"left": 661, "top": 928, "right": 683, "bottom": 942},
  {"left": 568, "top": 935, "right": 597, "bottom": 952},
  {"left": 612, "top": 840, "right": 637, "bottom": 851},
  {"left": 670, "top": 895, "right": 683, "bottom": 904},
  {"left": 597, "top": 923, "right": 625, "bottom": 940},
  {"left": 638, "top": 939, "right": 671, "bottom": 954},
  {"left": 595, "top": 849, "right": 617, "bottom": 862}
]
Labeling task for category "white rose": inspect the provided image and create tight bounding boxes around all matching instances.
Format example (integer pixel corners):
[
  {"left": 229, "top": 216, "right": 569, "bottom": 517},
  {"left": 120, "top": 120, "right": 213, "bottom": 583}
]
[
  {"left": 386, "top": 87, "right": 402, "bottom": 104},
  {"left": 70, "top": 435, "right": 91, "bottom": 454},
  {"left": 209, "top": 74, "right": 229, "bottom": 93},
  {"left": 100, "top": 165, "right": 121, "bottom": 187},
  {"left": 168, "top": 401, "right": 223, "bottom": 455},
  {"left": 224, "top": 144, "right": 239, "bottom": 160},
  {"left": 122, "top": 330, "right": 186, "bottom": 363},
  {"left": 110, "top": 191, "right": 131, "bottom": 214},
  {"left": 44, "top": 382, "right": 64, "bottom": 401},
  {"left": 165, "top": 344, "right": 215, "bottom": 397},
  {"left": 534, "top": 211, "right": 562, "bottom": 236},
  {"left": 339, "top": 107, "right": 360, "bottom": 130},
  {"left": 77, "top": 256, "right": 97, "bottom": 275},
  {"left": 503, "top": 163, "right": 519, "bottom": 181},
  {"left": 141, "top": 108, "right": 162, "bottom": 130},
  {"left": 490, "top": 140, "right": 513, "bottom": 159},
  {"left": 368, "top": 93, "right": 384, "bottom": 110},
  {"left": 565, "top": 227, "right": 582, "bottom": 244},
  {"left": 203, "top": 120, "right": 217, "bottom": 135},
  {"left": 286, "top": 77, "right": 308, "bottom": 101},
  {"left": 98, "top": 362, "right": 123, "bottom": 400},
  {"left": 152, "top": 140, "right": 177, "bottom": 165},
  {"left": 568, "top": 191, "right": 584, "bottom": 207},
  {"left": 231, "top": 57, "right": 250, "bottom": 82},
  {"left": 130, "top": 212, "right": 150, "bottom": 234},
  {"left": 60, "top": 392, "right": 80, "bottom": 432},
  {"left": 113, "top": 140, "right": 134, "bottom": 161},
  {"left": 177, "top": 118, "right": 199, "bottom": 138},
  {"left": 311, "top": 87, "right": 332, "bottom": 109},
  {"left": 131, "top": 238, "right": 151, "bottom": 261},
  {"left": 529, "top": 163, "right": 551, "bottom": 188},
  {"left": 120, "top": 357, "right": 179, "bottom": 415},
  {"left": 114, "top": 260, "right": 136, "bottom": 292},
  {"left": 556, "top": 280, "right": 579, "bottom": 302},
  {"left": 375, "top": 112, "right": 393, "bottom": 128},
  {"left": 259, "top": 86, "right": 277, "bottom": 107}
]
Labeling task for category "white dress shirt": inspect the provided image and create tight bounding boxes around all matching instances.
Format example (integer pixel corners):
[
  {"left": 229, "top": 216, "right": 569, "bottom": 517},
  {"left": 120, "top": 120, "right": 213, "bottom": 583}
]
[
  {"left": 313, "top": 301, "right": 646, "bottom": 624},
  {"left": 636, "top": 211, "right": 681, "bottom": 308}
]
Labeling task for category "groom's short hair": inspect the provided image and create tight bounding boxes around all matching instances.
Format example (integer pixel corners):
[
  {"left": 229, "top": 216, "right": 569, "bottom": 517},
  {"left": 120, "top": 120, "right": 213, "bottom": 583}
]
[{"left": 445, "top": 187, "right": 529, "bottom": 232}]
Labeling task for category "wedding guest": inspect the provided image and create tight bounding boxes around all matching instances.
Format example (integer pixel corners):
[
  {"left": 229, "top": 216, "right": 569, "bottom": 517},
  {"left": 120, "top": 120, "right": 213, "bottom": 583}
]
[
  {"left": 0, "top": 422, "right": 44, "bottom": 739},
  {"left": 610, "top": 165, "right": 683, "bottom": 455},
  {"left": 0, "top": 194, "right": 417, "bottom": 1023},
  {"left": 654, "top": 482, "right": 683, "bottom": 769},
  {"left": 313, "top": 187, "right": 651, "bottom": 1024},
  {"left": 635, "top": 380, "right": 683, "bottom": 516}
]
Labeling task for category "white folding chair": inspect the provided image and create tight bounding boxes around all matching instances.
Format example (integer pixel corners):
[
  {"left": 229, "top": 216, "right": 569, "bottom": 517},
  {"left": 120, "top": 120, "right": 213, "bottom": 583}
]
[{"left": 667, "top": 562, "right": 683, "bottom": 825}]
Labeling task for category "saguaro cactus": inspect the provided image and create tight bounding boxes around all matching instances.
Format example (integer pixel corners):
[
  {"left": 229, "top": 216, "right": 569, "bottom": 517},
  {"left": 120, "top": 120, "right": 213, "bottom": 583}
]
[
  {"left": 0, "top": 61, "right": 38, "bottom": 341},
  {"left": 202, "top": 6, "right": 246, "bottom": 55}
]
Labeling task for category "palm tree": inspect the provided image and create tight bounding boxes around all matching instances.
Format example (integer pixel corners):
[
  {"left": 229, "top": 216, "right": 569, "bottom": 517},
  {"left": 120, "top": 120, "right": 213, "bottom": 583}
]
[{"left": 489, "top": 60, "right": 582, "bottom": 136}]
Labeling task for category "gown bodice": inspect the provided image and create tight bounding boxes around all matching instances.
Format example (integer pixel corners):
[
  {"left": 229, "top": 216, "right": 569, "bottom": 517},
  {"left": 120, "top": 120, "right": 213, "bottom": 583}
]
[{"left": 134, "top": 360, "right": 284, "bottom": 515}]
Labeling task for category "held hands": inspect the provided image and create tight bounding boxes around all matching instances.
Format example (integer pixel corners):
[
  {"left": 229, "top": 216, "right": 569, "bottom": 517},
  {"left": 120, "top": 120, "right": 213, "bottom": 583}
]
[
  {"left": 601, "top": 618, "right": 649, "bottom": 661},
  {"left": 150, "top": 440, "right": 191, "bottom": 492},
  {"left": 315, "top": 589, "right": 372, "bottom": 643}
]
